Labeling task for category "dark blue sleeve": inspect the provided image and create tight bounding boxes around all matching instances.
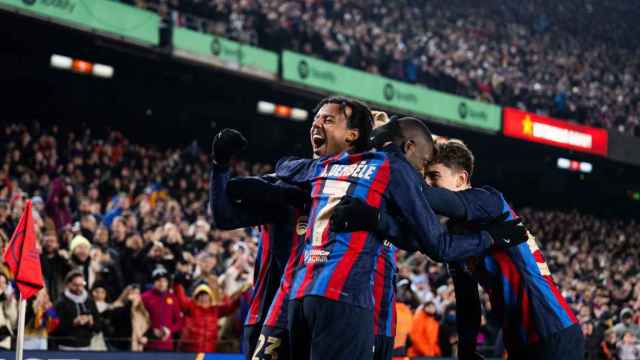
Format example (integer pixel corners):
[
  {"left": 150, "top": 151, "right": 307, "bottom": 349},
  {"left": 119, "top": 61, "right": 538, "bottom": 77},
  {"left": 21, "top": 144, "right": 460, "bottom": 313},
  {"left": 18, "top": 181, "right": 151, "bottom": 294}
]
[
  {"left": 275, "top": 157, "right": 318, "bottom": 185},
  {"left": 422, "top": 186, "right": 503, "bottom": 223},
  {"left": 385, "top": 154, "right": 493, "bottom": 262},
  {"left": 451, "top": 263, "right": 483, "bottom": 359},
  {"left": 455, "top": 186, "right": 504, "bottom": 222},
  {"left": 208, "top": 166, "right": 286, "bottom": 229},
  {"left": 422, "top": 186, "right": 467, "bottom": 219},
  {"left": 376, "top": 211, "right": 419, "bottom": 252}
]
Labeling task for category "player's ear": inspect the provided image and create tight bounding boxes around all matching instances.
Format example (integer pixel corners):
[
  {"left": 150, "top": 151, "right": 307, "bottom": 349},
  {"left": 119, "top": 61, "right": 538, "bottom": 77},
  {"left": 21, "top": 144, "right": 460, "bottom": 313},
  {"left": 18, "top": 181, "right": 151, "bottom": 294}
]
[
  {"left": 345, "top": 128, "right": 359, "bottom": 146},
  {"left": 456, "top": 170, "right": 469, "bottom": 188},
  {"left": 403, "top": 139, "right": 415, "bottom": 154}
]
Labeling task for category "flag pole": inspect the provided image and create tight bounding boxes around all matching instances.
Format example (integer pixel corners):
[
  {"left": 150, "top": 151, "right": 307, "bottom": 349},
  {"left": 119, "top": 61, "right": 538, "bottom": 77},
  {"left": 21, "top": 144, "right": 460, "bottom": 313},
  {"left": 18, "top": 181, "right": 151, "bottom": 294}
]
[{"left": 15, "top": 295, "right": 26, "bottom": 360}]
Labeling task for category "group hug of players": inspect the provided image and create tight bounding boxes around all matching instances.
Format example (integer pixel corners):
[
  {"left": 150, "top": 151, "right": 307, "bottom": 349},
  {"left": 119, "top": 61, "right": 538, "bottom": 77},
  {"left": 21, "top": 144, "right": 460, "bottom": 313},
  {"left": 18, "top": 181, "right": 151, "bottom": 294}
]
[{"left": 209, "top": 96, "right": 585, "bottom": 360}]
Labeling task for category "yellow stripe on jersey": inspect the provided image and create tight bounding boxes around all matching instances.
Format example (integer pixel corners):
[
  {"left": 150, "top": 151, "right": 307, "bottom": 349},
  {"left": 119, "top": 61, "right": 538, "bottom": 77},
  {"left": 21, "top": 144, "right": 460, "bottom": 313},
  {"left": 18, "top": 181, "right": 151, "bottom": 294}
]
[{"left": 526, "top": 231, "right": 551, "bottom": 276}]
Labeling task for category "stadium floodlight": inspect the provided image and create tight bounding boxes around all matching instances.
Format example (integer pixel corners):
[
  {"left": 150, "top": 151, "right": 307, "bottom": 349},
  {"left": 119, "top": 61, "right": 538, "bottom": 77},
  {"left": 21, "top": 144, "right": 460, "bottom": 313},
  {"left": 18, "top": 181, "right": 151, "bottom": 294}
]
[
  {"left": 579, "top": 162, "right": 593, "bottom": 174},
  {"left": 72, "top": 59, "right": 93, "bottom": 74},
  {"left": 275, "top": 104, "right": 292, "bottom": 118},
  {"left": 257, "top": 101, "right": 276, "bottom": 115},
  {"left": 557, "top": 157, "right": 593, "bottom": 173},
  {"left": 50, "top": 54, "right": 113, "bottom": 79},
  {"left": 92, "top": 63, "right": 114, "bottom": 78},
  {"left": 557, "top": 158, "right": 570, "bottom": 169},
  {"left": 50, "top": 54, "right": 72, "bottom": 70},
  {"left": 290, "top": 108, "right": 308, "bottom": 121},
  {"left": 256, "top": 101, "right": 308, "bottom": 122}
]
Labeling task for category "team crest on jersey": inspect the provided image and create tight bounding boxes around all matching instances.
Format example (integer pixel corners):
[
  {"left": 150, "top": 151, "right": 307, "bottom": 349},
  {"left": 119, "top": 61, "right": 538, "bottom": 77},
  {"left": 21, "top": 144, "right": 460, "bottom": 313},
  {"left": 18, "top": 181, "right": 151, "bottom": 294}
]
[
  {"left": 304, "top": 248, "right": 330, "bottom": 264},
  {"left": 296, "top": 216, "right": 308, "bottom": 236}
]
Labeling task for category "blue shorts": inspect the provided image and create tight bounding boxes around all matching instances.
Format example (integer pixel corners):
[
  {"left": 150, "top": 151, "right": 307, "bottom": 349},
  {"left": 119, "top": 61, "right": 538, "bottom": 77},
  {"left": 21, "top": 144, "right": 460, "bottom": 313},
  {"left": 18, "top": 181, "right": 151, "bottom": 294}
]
[
  {"left": 509, "top": 324, "right": 585, "bottom": 360},
  {"left": 242, "top": 324, "right": 261, "bottom": 360},
  {"left": 288, "top": 296, "right": 374, "bottom": 360},
  {"left": 373, "top": 335, "right": 394, "bottom": 360}
]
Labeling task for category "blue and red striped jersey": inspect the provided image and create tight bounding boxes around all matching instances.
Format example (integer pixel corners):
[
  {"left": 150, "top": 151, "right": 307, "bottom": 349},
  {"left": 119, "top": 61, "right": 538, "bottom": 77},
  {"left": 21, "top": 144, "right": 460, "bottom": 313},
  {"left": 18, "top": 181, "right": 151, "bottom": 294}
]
[
  {"left": 373, "top": 240, "right": 397, "bottom": 338},
  {"left": 245, "top": 211, "right": 306, "bottom": 326},
  {"left": 453, "top": 187, "right": 578, "bottom": 351},
  {"left": 264, "top": 222, "right": 306, "bottom": 329},
  {"left": 280, "top": 151, "right": 391, "bottom": 308},
  {"left": 276, "top": 147, "right": 496, "bottom": 309},
  {"left": 208, "top": 166, "right": 305, "bottom": 327}
]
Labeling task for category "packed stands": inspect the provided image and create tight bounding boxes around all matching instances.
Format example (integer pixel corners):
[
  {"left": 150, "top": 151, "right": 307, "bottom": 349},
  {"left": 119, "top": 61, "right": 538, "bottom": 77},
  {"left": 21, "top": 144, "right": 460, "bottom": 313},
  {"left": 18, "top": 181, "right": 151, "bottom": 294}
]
[
  {"left": 0, "top": 121, "right": 638, "bottom": 358},
  {"left": 128, "top": 0, "right": 640, "bottom": 137}
]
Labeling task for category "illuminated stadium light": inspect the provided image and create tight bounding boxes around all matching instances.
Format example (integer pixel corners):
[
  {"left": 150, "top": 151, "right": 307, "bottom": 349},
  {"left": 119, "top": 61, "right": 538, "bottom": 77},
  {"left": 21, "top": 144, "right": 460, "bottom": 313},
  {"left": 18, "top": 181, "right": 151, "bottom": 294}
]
[
  {"left": 257, "top": 101, "right": 308, "bottom": 122},
  {"left": 291, "top": 108, "right": 309, "bottom": 121},
  {"left": 92, "top": 63, "right": 115, "bottom": 78},
  {"left": 257, "top": 101, "right": 276, "bottom": 114},
  {"left": 557, "top": 157, "right": 592, "bottom": 173},
  {"left": 50, "top": 54, "right": 114, "bottom": 79},
  {"left": 557, "top": 158, "right": 571, "bottom": 169},
  {"left": 50, "top": 54, "right": 72, "bottom": 69},
  {"left": 579, "top": 162, "right": 593, "bottom": 174},
  {"left": 72, "top": 59, "right": 93, "bottom": 74}
]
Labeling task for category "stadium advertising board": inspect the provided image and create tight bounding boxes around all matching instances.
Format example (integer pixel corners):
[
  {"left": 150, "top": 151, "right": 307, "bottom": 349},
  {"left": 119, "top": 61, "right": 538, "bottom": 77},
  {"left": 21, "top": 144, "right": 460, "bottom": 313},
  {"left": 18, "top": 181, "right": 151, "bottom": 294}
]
[
  {"left": 503, "top": 107, "right": 608, "bottom": 156},
  {"left": 173, "top": 28, "right": 278, "bottom": 76},
  {"left": 282, "top": 51, "right": 501, "bottom": 132},
  {"left": 0, "top": 0, "right": 159, "bottom": 45},
  {"left": 0, "top": 351, "right": 244, "bottom": 360}
]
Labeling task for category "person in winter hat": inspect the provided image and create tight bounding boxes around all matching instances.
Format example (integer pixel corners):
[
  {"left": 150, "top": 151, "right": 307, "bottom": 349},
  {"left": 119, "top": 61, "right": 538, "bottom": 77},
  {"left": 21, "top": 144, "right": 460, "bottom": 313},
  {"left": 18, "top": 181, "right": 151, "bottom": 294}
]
[
  {"left": 174, "top": 274, "right": 247, "bottom": 353},
  {"left": 141, "top": 266, "right": 183, "bottom": 351},
  {"left": 51, "top": 270, "right": 101, "bottom": 351}
]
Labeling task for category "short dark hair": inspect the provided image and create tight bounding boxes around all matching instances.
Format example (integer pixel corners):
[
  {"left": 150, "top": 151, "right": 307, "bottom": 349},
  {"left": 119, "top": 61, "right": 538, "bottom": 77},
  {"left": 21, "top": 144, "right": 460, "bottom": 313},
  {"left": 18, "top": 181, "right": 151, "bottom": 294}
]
[
  {"left": 432, "top": 140, "right": 475, "bottom": 179},
  {"left": 373, "top": 116, "right": 434, "bottom": 149},
  {"left": 397, "top": 117, "right": 434, "bottom": 146},
  {"left": 314, "top": 96, "right": 373, "bottom": 152}
]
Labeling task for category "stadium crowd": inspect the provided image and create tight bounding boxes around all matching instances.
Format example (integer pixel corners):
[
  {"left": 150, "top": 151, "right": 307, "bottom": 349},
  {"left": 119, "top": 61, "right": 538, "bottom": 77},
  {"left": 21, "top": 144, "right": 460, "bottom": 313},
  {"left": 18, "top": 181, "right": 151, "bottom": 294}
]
[
  {"left": 0, "top": 121, "right": 638, "bottom": 359},
  {"left": 126, "top": 0, "right": 640, "bottom": 138}
]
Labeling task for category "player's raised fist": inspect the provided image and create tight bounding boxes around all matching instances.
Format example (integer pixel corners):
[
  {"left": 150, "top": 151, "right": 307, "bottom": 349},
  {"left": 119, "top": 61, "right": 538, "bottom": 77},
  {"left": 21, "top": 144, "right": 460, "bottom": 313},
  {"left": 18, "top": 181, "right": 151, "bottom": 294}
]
[{"left": 211, "top": 128, "right": 248, "bottom": 167}]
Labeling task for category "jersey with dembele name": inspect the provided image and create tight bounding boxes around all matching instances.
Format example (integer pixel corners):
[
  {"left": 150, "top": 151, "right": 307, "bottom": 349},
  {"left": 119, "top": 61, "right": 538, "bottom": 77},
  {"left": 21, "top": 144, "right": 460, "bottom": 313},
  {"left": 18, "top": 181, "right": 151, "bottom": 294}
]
[
  {"left": 278, "top": 151, "right": 391, "bottom": 309},
  {"left": 276, "top": 147, "right": 496, "bottom": 309}
]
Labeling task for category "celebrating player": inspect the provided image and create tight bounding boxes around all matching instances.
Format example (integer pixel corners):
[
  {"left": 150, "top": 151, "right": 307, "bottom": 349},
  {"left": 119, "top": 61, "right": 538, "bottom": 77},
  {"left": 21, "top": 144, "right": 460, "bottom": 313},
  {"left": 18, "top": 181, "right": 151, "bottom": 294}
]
[
  {"left": 274, "top": 96, "right": 526, "bottom": 359},
  {"left": 424, "top": 139, "right": 585, "bottom": 360}
]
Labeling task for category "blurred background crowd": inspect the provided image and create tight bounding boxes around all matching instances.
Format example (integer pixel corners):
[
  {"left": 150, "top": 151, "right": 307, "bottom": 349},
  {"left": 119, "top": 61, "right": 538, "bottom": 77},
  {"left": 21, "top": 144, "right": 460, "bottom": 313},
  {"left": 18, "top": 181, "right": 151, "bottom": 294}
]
[
  {"left": 0, "top": 121, "right": 637, "bottom": 359},
  {"left": 124, "top": 0, "right": 640, "bottom": 137}
]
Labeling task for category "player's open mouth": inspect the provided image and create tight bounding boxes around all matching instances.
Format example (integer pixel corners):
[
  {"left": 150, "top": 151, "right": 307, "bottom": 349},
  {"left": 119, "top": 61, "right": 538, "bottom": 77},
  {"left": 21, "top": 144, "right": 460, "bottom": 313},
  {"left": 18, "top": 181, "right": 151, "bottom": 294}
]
[{"left": 312, "top": 131, "right": 326, "bottom": 153}]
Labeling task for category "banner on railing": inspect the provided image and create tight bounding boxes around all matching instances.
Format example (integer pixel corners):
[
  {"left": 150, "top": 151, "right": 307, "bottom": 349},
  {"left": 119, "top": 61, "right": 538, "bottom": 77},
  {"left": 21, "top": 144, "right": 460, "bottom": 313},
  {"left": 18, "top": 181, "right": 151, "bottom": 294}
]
[
  {"left": 282, "top": 51, "right": 501, "bottom": 132},
  {"left": 503, "top": 107, "right": 608, "bottom": 156},
  {"left": 173, "top": 28, "right": 278, "bottom": 77},
  {"left": 0, "top": 0, "right": 160, "bottom": 45}
]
